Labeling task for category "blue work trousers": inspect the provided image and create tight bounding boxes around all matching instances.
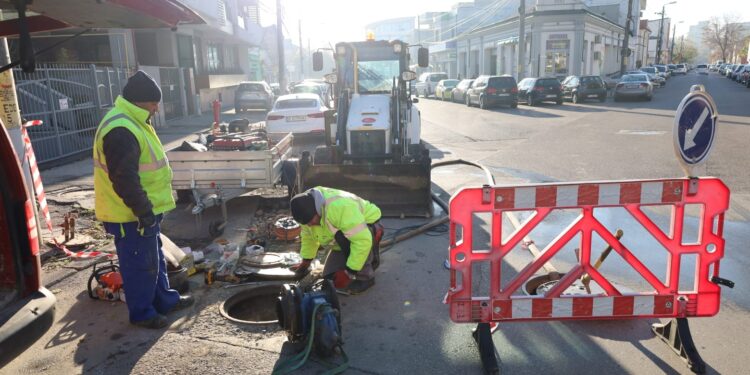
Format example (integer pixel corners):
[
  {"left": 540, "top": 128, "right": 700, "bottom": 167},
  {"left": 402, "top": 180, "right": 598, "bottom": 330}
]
[{"left": 103, "top": 215, "right": 179, "bottom": 323}]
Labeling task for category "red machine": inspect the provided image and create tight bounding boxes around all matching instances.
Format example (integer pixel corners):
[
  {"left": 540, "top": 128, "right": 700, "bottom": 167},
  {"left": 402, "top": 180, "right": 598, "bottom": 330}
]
[{"left": 88, "top": 261, "right": 124, "bottom": 302}]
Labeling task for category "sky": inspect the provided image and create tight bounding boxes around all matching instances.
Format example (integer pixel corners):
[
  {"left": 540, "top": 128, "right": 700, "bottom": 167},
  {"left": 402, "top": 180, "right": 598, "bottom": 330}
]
[
  {"left": 261, "top": 0, "right": 749, "bottom": 48},
  {"left": 643, "top": 0, "right": 748, "bottom": 37}
]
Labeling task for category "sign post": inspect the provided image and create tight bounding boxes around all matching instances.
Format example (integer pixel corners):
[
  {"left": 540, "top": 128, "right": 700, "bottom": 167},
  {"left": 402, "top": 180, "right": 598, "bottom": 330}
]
[{"left": 673, "top": 84, "right": 718, "bottom": 177}]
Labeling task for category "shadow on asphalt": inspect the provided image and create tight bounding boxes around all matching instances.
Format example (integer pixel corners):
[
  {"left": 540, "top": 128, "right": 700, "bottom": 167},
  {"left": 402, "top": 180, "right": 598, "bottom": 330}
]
[
  {"left": 41, "top": 285, "right": 205, "bottom": 373},
  {"left": 44, "top": 291, "right": 164, "bottom": 372}
]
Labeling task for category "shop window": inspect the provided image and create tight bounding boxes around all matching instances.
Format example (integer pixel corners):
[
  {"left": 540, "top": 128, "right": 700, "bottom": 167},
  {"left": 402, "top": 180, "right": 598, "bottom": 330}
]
[{"left": 207, "top": 44, "right": 221, "bottom": 73}]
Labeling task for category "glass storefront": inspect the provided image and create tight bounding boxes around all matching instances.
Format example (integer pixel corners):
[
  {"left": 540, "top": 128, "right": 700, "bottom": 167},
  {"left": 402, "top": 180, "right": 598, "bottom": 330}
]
[{"left": 545, "top": 39, "right": 570, "bottom": 76}]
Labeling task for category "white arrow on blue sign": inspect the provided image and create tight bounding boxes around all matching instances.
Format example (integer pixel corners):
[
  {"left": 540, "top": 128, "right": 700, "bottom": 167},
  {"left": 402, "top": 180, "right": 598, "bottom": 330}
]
[{"left": 673, "top": 85, "right": 718, "bottom": 171}]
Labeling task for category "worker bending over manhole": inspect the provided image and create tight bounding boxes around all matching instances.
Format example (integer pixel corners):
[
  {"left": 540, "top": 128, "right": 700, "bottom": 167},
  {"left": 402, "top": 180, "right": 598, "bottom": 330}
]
[{"left": 289, "top": 187, "right": 384, "bottom": 295}]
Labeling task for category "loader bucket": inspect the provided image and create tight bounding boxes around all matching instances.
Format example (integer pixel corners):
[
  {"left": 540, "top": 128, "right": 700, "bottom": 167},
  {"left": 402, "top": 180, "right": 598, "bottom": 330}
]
[{"left": 300, "top": 161, "right": 433, "bottom": 218}]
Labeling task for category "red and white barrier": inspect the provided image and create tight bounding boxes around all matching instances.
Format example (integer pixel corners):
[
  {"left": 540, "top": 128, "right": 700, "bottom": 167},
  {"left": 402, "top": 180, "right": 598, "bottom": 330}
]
[{"left": 21, "top": 120, "right": 112, "bottom": 259}]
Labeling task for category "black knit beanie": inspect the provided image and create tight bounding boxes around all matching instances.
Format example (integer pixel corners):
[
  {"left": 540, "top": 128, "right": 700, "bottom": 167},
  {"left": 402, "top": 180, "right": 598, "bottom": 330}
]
[
  {"left": 122, "top": 70, "right": 162, "bottom": 103},
  {"left": 290, "top": 192, "right": 316, "bottom": 225}
]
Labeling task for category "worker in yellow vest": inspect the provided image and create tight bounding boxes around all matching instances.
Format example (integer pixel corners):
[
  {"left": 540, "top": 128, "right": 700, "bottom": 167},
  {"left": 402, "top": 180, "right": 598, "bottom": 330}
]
[
  {"left": 290, "top": 187, "right": 384, "bottom": 294},
  {"left": 93, "top": 71, "right": 193, "bottom": 329}
]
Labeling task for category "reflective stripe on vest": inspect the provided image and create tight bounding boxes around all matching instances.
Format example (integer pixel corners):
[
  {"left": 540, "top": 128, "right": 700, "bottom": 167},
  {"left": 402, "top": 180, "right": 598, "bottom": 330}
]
[
  {"left": 93, "top": 113, "right": 168, "bottom": 173},
  {"left": 322, "top": 195, "right": 368, "bottom": 238}
]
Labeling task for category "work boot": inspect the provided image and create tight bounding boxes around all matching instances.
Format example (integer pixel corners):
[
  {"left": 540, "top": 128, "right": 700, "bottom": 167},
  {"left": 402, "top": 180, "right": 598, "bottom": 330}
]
[
  {"left": 169, "top": 295, "right": 195, "bottom": 313},
  {"left": 341, "top": 278, "right": 375, "bottom": 295},
  {"left": 132, "top": 314, "right": 169, "bottom": 329}
]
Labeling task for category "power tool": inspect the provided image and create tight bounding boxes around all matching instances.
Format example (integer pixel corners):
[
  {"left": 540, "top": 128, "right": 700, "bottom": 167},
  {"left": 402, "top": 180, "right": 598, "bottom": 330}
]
[{"left": 87, "top": 260, "right": 124, "bottom": 302}]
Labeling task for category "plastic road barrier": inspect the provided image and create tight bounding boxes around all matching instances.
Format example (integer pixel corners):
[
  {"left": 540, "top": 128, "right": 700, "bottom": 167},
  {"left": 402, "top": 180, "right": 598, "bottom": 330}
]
[{"left": 445, "top": 178, "right": 732, "bottom": 374}]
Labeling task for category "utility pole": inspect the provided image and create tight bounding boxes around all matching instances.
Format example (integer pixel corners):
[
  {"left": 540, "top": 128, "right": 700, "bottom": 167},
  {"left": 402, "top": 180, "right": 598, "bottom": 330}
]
[
  {"left": 417, "top": 15, "right": 421, "bottom": 45},
  {"left": 669, "top": 23, "right": 676, "bottom": 63},
  {"left": 655, "top": 5, "right": 666, "bottom": 65},
  {"left": 298, "top": 19, "right": 303, "bottom": 80},
  {"left": 619, "top": 0, "right": 634, "bottom": 75},
  {"left": 517, "top": 0, "right": 526, "bottom": 80},
  {"left": 276, "top": 0, "right": 286, "bottom": 92}
]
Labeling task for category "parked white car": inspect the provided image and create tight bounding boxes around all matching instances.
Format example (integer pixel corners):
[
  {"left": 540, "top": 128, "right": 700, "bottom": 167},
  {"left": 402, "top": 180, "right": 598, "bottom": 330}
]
[
  {"left": 265, "top": 94, "right": 334, "bottom": 140},
  {"left": 414, "top": 72, "right": 448, "bottom": 98},
  {"left": 674, "top": 64, "right": 687, "bottom": 75},
  {"left": 696, "top": 64, "right": 708, "bottom": 75}
]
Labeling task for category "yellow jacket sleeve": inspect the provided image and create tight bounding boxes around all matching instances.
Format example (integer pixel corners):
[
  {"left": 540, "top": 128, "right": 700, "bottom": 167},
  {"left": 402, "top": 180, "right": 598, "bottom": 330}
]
[
  {"left": 299, "top": 225, "right": 320, "bottom": 260},
  {"left": 326, "top": 200, "right": 372, "bottom": 271}
]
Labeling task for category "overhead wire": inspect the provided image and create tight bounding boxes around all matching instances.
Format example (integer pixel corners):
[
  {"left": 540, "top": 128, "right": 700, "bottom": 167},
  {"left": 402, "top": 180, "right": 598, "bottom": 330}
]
[
  {"left": 419, "top": 0, "right": 512, "bottom": 45},
  {"left": 419, "top": 0, "right": 506, "bottom": 44}
]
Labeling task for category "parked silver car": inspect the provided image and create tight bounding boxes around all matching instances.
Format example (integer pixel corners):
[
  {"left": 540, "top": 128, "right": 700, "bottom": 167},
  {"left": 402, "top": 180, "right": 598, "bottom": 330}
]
[{"left": 614, "top": 74, "right": 653, "bottom": 101}]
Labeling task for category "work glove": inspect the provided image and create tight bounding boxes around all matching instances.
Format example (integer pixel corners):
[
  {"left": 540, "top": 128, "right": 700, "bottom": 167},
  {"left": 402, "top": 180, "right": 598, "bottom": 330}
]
[
  {"left": 333, "top": 268, "right": 357, "bottom": 289},
  {"left": 137, "top": 212, "right": 157, "bottom": 233},
  {"left": 290, "top": 259, "right": 312, "bottom": 275}
]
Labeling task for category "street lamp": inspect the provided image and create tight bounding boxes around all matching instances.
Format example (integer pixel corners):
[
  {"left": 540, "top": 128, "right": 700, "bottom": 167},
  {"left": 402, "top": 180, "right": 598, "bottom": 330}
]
[{"left": 655, "top": 1, "right": 677, "bottom": 65}]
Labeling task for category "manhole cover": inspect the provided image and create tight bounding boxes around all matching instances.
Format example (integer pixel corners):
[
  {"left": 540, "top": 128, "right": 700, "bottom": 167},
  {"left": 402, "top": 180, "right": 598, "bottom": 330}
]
[{"left": 220, "top": 283, "right": 283, "bottom": 325}]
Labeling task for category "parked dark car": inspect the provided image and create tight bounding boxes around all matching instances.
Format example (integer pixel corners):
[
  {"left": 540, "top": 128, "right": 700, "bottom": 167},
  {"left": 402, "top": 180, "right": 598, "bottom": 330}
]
[
  {"left": 234, "top": 81, "right": 274, "bottom": 112},
  {"left": 517, "top": 77, "right": 563, "bottom": 106},
  {"left": 732, "top": 65, "right": 747, "bottom": 82},
  {"left": 451, "top": 79, "right": 474, "bottom": 103},
  {"left": 561, "top": 75, "right": 607, "bottom": 103},
  {"left": 466, "top": 75, "right": 518, "bottom": 109},
  {"left": 0, "top": 124, "right": 56, "bottom": 366}
]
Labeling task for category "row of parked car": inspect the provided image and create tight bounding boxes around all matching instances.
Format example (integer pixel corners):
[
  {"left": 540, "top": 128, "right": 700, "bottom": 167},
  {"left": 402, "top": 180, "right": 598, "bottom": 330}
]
[
  {"left": 416, "top": 65, "right": 681, "bottom": 109},
  {"left": 231, "top": 79, "right": 334, "bottom": 138},
  {"left": 715, "top": 63, "right": 750, "bottom": 87}
]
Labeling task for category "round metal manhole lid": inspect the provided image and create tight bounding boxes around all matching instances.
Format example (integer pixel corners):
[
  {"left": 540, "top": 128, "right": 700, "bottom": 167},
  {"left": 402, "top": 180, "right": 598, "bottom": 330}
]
[{"left": 242, "top": 252, "right": 286, "bottom": 268}]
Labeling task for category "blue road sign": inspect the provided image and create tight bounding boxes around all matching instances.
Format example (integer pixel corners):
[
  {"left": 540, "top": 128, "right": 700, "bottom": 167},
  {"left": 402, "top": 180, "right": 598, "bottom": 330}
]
[{"left": 673, "top": 86, "right": 718, "bottom": 169}]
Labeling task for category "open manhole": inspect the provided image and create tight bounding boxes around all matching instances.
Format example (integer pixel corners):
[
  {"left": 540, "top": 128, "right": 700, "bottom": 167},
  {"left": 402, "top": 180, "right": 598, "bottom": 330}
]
[
  {"left": 523, "top": 273, "right": 605, "bottom": 296},
  {"left": 220, "top": 284, "right": 283, "bottom": 325}
]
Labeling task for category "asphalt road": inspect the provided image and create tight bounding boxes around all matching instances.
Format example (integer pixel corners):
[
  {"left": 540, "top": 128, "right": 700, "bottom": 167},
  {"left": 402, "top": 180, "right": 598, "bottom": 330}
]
[
  {"left": 401, "top": 71, "right": 750, "bottom": 375},
  {"left": 6, "top": 72, "right": 749, "bottom": 374}
]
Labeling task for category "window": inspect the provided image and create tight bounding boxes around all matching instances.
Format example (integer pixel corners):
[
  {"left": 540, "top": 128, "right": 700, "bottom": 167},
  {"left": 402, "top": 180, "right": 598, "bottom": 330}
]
[
  {"left": 275, "top": 99, "right": 319, "bottom": 109},
  {"left": 238, "top": 83, "right": 266, "bottom": 92},
  {"left": 225, "top": 46, "right": 238, "bottom": 70},
  {"left": 358, "top": 60, "right": 400, "bottom": 93},
  {"left": 177, "top": 35, "right": 194, "bottom": 68},
  {"left": 207, "top": 44, "right": 221, "bottom": 73},
  {"left": 545, "top": 52, "right": 569, "bottom": 76}
]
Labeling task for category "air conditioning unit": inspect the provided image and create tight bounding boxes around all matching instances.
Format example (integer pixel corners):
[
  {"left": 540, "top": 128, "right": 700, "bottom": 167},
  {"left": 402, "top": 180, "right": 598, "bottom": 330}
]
[
  {"left": 594, "top": 35, "right": 602, "bottom": 44},
  {"left": 593, "top": 51, "right": 601, "bottom": 60}
]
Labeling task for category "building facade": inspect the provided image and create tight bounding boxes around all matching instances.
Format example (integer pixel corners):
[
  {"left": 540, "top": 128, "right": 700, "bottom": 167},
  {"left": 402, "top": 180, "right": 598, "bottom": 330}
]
[
  {"left": 455, "top": 0, "right": 628, "bottom": 80},
  {"left": 365, "top": 17, "right": 416, "bottom": 43},
  {"left": 647, "top": 18, "right": 670, "bottom": 65},
  {"left": 635, "top": 20, "right": 651, "bottom": 67}
]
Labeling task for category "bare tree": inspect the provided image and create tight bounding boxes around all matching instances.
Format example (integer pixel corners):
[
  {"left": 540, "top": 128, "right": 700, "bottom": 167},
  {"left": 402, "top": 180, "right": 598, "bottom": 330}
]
[{"left": 703, "top": 15, "right": 745, "bottom": 62}]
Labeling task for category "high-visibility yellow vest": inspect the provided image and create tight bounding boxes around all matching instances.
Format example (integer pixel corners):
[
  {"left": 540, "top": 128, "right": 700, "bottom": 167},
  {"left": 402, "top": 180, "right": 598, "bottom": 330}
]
[
  {"left": 300, "top": 186, "right": 381, "bottom": 271},
  {"left": 93, "top": 96, "right": 175, "bottom": 223}
]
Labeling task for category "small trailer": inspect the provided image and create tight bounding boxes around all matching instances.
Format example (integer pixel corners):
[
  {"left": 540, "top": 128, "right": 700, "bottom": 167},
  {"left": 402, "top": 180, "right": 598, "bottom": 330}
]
[{"left": 166, "top": 132, "right": 295, "bottom": 236}]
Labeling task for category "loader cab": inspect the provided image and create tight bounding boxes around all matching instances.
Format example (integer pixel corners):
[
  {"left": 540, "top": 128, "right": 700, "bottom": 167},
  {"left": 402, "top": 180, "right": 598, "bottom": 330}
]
[{"left": 302, "top": 39, "right": 433, "bottom": 218}]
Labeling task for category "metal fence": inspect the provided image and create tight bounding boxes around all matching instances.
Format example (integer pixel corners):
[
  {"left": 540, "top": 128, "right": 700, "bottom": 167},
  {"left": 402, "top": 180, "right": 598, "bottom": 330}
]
[
  {"left": 13, "top": 64, "right": 131, "bottom": 165},
  {"left": 159, "top": 67, "right": 183, "bottom": 121}
]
